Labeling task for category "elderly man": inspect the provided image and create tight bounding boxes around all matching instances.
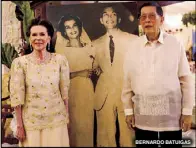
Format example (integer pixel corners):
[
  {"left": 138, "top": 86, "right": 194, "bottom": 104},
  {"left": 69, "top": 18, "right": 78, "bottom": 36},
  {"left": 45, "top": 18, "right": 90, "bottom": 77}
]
[{"left": 121, "top": 2, "right": 194, "bottom": 147}]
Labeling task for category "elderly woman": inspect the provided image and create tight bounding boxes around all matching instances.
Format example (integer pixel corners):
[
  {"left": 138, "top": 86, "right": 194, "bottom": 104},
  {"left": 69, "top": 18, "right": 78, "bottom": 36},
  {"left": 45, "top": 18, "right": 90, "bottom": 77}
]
[
  {"left": 55, "top": 14, "right": 98, "bottom": 147},
  {"left": 10, "top": 17, "right": 70, "bottom": 147}
]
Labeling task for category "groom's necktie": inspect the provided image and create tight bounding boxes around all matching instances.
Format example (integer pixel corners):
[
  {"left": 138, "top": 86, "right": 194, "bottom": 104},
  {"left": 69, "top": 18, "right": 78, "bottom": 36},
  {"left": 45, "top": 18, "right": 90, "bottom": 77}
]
[{"left": 109, "top": 35, "right": 115, "bottom": 64}]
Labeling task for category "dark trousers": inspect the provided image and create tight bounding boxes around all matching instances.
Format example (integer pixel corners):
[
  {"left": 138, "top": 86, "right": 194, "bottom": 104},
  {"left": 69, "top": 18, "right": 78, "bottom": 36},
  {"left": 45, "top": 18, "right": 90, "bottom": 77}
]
[{"left": 135, "top": 127, "right": 182, "bottom": 147}]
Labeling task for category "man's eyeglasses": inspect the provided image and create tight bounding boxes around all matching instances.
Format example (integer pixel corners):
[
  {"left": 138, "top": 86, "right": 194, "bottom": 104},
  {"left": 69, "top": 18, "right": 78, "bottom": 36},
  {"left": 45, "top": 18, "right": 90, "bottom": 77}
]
[{"left": 139, "top": 13, "right": 157, "bottom": 21}]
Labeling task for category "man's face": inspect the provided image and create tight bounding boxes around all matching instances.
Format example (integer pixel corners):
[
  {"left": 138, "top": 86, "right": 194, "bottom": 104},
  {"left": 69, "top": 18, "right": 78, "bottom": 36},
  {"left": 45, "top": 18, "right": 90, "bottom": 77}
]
[
  {"left": 100, "top": 7, "right": 120, "bottom": 29},
  {"left": 139, "top": 6, "right": 164, "bottom": 35}
]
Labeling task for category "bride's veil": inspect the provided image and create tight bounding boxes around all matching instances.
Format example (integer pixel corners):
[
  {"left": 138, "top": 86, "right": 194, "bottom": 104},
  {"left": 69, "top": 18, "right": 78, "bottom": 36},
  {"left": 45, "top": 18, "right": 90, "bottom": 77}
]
[{"left": 55, "top": 15, "right": 92, "bottom": 48}]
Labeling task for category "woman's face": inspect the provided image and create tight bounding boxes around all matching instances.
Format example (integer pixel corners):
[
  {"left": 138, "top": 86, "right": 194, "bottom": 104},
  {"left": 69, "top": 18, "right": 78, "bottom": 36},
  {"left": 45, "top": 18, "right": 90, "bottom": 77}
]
[
  {"left": 64, "top": 19, "right": 79, "bottom": 40},
  {"left": 30, "top": 25, "right": 51, "bottom": 52}
]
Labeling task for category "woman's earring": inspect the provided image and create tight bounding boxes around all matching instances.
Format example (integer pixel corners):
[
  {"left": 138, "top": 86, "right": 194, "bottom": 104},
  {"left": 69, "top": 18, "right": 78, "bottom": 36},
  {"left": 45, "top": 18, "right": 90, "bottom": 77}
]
[
  {"left": 47, "top": 43, "right": 50, "bottom": 51},
  {"left": 30, "top": 44, "right": 33, "bottom": 51}
]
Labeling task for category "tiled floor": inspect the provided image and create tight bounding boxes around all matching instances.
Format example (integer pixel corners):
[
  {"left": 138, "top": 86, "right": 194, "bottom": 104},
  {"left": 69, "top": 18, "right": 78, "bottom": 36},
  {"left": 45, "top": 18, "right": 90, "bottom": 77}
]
[{"left": 2, "top": 129, "right": 195, "bottom": 147}]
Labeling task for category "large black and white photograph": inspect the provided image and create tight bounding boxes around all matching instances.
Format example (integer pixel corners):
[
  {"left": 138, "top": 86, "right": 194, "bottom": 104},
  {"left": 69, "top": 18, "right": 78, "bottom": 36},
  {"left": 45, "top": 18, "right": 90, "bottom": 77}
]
[{"left": 46, "top": 2, "right": 139, "bottom": 147}]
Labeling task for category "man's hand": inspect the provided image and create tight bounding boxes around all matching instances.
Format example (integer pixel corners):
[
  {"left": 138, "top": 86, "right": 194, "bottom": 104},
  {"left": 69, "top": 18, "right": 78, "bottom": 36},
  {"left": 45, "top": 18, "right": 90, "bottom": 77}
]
[
  {"left": 180, "top": 115, "right": 192, "bottom": 132},
  {"left": 126, "top": 115, "right": 135, "bottom": 130}
]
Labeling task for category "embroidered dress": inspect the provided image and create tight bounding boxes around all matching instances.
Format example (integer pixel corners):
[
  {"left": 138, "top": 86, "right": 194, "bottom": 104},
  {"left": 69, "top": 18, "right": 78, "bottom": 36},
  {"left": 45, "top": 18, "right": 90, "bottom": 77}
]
[{"left": 10, "top": 53, "right": 70, "bottom": 146}]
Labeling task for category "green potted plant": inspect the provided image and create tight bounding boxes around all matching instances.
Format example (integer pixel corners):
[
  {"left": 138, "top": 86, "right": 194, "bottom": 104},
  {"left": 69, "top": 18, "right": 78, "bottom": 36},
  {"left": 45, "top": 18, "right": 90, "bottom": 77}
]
[{"left": 182, "top": 11, "right": 196, "bottom": 27}]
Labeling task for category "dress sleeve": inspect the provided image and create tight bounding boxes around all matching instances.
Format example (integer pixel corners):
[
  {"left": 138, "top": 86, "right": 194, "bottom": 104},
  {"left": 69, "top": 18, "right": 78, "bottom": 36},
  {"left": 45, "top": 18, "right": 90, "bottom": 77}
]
[
  {"left": 10, "top": 58, "right": 25, "bottom": 107},
  {"left": 59, "top": 55, "right": 70, "bottom": 100}
]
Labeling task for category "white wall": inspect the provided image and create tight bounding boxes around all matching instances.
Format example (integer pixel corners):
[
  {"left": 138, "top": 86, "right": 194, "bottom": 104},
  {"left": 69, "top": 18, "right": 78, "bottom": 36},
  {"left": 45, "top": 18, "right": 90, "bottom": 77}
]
[{"left": 2, "top": 1, "right": 22, "bottom": 53}]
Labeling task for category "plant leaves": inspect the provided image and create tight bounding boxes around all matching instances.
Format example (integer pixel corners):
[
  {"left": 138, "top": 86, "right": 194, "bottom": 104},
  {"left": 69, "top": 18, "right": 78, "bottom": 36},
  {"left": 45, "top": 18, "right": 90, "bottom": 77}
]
[
  {"left": 11, "top": 1, "right": 35, "bottom": 44},
  {"left": 1, "top": 43, "right": 19, "bottom": 69},
  {"left": 21, "top": 1, "right": 35, "bottom": 44},
  {"left": 182, "top": 11, "right": 196, "bottom": 26}
]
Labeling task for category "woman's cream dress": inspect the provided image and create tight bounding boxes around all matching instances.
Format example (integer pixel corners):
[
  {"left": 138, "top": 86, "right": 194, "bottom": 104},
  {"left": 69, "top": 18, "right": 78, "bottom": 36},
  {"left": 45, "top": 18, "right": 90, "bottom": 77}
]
[
  {"left": 55, "top": 32, "right": 96, "bottom": 147},
  {"left": 10, "top": 53, "right": 70, "bottom": 147}
]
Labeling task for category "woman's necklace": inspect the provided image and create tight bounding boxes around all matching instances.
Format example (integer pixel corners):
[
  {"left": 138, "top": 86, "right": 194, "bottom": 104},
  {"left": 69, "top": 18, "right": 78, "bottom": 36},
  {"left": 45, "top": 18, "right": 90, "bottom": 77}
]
[
  {"left": 35, "top": 52, "right": 51, "bottom": 64},
  {"left": 32, "top": 52, "right": 51, "bottom": 86}
]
